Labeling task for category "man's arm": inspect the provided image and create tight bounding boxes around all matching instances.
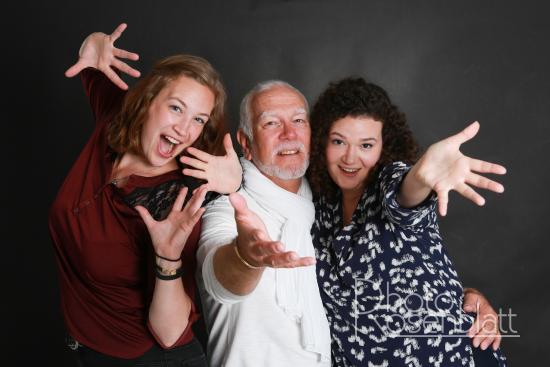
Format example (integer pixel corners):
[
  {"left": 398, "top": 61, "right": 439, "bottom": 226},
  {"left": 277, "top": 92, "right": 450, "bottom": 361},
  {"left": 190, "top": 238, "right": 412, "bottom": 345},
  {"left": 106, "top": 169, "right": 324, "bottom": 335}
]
[{"left": 198, "top": 193, "right": 314, "bottom": 300}]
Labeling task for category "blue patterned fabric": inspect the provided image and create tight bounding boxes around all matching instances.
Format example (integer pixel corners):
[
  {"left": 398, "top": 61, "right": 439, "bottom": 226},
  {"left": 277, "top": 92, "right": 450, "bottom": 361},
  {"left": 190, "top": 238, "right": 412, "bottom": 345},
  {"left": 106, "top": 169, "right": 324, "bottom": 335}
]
[{"left": 312, "top": 162, "right": 507, "bottom": 367}]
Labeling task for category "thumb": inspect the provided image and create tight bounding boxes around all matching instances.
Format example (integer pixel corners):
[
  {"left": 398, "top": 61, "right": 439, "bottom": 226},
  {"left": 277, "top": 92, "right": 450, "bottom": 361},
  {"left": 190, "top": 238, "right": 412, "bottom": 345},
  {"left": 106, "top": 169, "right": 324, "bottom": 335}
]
[
  {"left": 223, "top": 133, "right": 236, "bottom": 156},
  {"left": 135, "top": 205, "right": 155, "bottom": 228},
  {"left": 229, "top": 192, "right": 248, "bottom": 215},
  {"left": 450, "top": 121, "right": 480, "bottom": 145},
  {"left": 65, "top": 60, "right": 86, "bottom": 78}
]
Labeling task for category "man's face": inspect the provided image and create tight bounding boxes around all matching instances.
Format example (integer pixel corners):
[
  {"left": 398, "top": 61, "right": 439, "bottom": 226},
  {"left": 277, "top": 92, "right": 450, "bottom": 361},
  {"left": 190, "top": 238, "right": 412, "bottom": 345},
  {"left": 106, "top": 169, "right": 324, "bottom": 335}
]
[{"left": 246, "top": 86, "right": 311, "bottom": 182}]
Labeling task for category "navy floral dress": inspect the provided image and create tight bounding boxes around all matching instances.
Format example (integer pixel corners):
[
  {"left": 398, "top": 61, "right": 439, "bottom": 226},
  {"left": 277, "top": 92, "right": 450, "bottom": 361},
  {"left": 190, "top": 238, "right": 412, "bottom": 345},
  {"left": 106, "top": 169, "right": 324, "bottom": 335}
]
[{"left": 312, "top": 162, "right": 507, "bottom": 367}]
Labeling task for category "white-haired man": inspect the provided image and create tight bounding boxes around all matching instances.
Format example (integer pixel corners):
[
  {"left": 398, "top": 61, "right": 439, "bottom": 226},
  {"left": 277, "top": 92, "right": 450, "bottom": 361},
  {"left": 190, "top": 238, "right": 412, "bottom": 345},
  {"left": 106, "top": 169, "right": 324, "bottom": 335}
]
[{"left": 197, "top": 80, "right": 331, "bottom": 367}]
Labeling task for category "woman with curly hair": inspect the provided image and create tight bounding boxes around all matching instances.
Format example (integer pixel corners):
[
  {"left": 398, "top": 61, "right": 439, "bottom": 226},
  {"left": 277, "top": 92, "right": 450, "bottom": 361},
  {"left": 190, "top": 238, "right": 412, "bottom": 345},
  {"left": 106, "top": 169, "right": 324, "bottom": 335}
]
[{"left": 308, "top": 77, "right": 507, "bottom": 366}]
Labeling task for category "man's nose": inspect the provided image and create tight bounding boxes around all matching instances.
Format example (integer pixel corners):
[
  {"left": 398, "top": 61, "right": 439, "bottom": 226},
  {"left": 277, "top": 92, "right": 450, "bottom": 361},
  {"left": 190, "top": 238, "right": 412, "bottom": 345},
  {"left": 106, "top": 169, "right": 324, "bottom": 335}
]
[{"left": 280, "top": 121, "right": 297, "bottom": 139}]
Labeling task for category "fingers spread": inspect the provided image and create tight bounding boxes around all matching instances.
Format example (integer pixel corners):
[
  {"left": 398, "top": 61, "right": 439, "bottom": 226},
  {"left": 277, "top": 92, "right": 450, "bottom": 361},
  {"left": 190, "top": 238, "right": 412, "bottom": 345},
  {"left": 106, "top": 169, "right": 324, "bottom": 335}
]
[
  {"left": 456, "top": 183, "right": 485, "bottom": 206},
  {"left": 103, "top": 67, "right": 128, "bottom": 90},
  {"left": 65, "top": 61, "right": 85, "bottom": 78},
  {"left": 172, "top": 187, "right": 189, "bottom": 212},
  {"left": 223, "top": 133, "right": 236, "bottom": 156},
  {"left": 458, "top": 121, "right": 480, "bottom": 144},
  {"left": 469, "top": 158, "right": 507, "bottom": 175},
  {"left": 436, "top": 189, "right": 449, "bottom": 217},
  {"left": 466, "top": 173, "right": 504, "bottom": 193},
  {"left": 182, "top": 168, "right": 207, "bottom": 181},
  {"left": 189, "top": 207, "right": 206, "bottom": 226},
  {"left": 135, "top": 205, "right": 154, "bottom": 228},
  {"left": 113, "top": 59, "right": 141, "bottom": 78},
  {"left": 180, "top": 155, "right": 208, "bottom": 171},
  {"left": 110, "top": 23, "right": 127, "bottom": 42},
  {"left": 186, "top": 147, "right": 211, "bottom": 162},
  {"left": 185, "top": 186, "right": 207, "bottom": 213},
  {"left": 263, "top": 253, "right": 316, "bottom": 268},
  {"left": 114, "top": 47, "right": 140, "bottom": 62},
  {"left": 251, "top": 241, "right": 283, "bottom": 258}
]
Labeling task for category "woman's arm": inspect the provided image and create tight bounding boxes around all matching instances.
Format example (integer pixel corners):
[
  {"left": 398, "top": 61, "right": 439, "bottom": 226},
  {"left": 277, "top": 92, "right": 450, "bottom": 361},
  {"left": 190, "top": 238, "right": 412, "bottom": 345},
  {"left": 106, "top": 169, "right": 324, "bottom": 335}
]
[
  {"left": 135, "top": 186, "right": 208, "bottom": 347},
  {"left": 397, "top": 121, "right": 506, "bottom": 216}
]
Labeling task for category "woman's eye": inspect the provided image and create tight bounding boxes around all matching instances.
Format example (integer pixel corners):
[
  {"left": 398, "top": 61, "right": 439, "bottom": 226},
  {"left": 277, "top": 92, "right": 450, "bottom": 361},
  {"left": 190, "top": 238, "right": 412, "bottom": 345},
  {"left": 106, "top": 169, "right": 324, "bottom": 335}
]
[
  {"left": 294, "top": 118, "right": 306, "bottom": 124},
  {"left": 170, "top": 105, "right": 182, "bottom": 113},
  {"left": 362, "top": 143, "right": 373, "bottom": 149},
  {"left": 194, "top": 117, "right": 206, "bottom": 124},
  {"left": 331, "top": 139, "right": 344, "bottom": 145},
  {"left": 266, "top": 121, "right": 278, "bottom": 127}
]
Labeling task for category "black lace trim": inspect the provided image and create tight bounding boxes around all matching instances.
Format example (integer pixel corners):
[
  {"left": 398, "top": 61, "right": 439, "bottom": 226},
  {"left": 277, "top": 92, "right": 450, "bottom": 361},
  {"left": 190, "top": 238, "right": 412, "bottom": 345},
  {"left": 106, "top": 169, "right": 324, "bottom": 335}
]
[{"left": 122, "top": 176, "right": 221, "bottom": 221}]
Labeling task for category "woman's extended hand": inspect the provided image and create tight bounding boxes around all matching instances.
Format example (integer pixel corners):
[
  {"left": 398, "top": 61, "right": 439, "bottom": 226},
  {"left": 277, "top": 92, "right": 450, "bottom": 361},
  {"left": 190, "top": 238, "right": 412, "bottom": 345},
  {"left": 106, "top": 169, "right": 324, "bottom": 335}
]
[
  {"left": 405, "top": 121, "right": 506, "bottom": 216},
  {"left": 180, "top": 133, "right": 243, "bottom": 194},
  {"left": 135, "top": 186, "right": 207, "bottom": 260},
  {"left": 64, "top": 23, "right": 140, "bottom": 90}
]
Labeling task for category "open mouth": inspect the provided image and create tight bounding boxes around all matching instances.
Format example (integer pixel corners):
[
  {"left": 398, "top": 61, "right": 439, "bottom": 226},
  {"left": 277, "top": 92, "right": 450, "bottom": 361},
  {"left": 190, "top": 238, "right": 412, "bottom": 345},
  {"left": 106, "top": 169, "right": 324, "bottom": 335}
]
[
  {"left": 339, "top": 165, "right": 360, "bottom": 175},
  {"left": 158, "top": 134, "right": 182, "bottom": 158}
]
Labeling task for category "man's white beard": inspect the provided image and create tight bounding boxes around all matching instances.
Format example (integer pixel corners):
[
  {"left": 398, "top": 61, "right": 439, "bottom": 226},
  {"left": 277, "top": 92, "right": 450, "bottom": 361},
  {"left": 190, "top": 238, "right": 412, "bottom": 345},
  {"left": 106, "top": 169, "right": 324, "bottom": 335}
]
[{"left": 252, "top": 143, "right": 309, "bottom": 180}]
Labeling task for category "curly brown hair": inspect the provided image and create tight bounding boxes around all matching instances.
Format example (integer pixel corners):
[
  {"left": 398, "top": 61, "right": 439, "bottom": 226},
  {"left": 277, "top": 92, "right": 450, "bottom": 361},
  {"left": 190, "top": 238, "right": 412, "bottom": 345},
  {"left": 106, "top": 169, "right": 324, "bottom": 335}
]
[
  {"left": 307, "top": 77, "right": 419, "bottom": 200},
  {"left": 107, "top": 54, "right": 227, "bottom": 159}
]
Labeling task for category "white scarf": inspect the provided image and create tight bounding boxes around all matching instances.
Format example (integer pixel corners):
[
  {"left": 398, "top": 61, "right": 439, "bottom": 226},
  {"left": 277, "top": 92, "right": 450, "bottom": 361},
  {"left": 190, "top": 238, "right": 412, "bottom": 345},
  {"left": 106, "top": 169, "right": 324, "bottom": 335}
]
[{"left": 241, "top": 158, "right": 331, "bottom": 362}]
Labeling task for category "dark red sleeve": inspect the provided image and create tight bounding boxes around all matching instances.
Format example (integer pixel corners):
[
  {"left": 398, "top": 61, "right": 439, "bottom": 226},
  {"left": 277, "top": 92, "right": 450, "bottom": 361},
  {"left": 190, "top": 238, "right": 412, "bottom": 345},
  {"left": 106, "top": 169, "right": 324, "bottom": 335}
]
[{"left": 80, "top": 68, "right": 126, "bottom": 124}]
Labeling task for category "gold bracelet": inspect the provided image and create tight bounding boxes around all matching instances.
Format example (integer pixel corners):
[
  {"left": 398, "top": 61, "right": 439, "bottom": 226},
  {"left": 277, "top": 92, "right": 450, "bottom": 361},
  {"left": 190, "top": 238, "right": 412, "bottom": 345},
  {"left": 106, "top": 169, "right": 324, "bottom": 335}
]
[{"left": 233, "top": 242, "right": 263, "bottom": 270}]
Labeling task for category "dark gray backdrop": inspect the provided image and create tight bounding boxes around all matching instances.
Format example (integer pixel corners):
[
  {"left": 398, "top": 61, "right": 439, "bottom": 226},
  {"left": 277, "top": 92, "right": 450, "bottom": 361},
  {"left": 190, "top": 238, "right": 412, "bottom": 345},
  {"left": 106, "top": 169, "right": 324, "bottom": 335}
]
[{"left": 5, "top": 0, "right": 548, "bottom": 365}]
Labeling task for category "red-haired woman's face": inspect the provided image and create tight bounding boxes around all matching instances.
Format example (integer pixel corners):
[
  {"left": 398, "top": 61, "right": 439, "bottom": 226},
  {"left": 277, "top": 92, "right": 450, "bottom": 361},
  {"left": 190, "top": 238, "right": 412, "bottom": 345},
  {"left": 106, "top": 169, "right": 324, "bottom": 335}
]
[
  {"left": 141, "top": 75, "right": 215, "bottom": 168},
  {"left": 325, "top": 115, "right": 383, "bottom": 197}
]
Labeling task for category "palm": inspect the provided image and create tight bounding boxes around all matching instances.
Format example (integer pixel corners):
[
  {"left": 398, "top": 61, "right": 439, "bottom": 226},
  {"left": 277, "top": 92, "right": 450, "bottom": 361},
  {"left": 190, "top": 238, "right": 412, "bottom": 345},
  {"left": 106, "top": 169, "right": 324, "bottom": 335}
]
[
  {"left": 416, "top": 140, "right": 469, "bottom": 191},
  {"left": 181, "top": 133, "right": 242, "bottom": 194},
  {"left": 64, "top": 23, "right": 140, "bottom": 90},
  {"left": 414, "top": 122, "right": 506, "bottom": 215},
  {"left": 229, "top": 193, "right": 315, "bottom": 268},
  {"left": 136, "top": 186, "right": 207, "bottom": 259},
  {"left": 77, "top": 33, "right": 112, "bottom": 69}
]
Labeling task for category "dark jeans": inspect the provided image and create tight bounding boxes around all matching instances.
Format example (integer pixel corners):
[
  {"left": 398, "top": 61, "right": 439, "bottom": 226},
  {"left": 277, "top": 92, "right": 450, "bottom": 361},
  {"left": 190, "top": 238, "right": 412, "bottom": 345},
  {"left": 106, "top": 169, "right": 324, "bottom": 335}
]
[{"left": 69, "top": 336, "right": 207, "bottom": 367}]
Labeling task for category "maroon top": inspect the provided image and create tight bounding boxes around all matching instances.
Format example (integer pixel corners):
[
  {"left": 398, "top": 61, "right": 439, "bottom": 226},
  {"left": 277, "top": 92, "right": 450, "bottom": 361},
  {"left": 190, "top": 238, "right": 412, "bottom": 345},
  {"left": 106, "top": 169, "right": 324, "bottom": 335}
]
[{"left": 48, "top": 69, "right": 199, "bottom": 358}]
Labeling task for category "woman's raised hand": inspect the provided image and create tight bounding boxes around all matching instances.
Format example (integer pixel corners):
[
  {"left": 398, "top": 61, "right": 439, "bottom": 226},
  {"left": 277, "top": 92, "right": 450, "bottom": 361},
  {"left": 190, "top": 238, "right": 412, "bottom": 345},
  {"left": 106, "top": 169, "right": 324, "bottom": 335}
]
[
  {"left": 180, "top": 133, "right": 243, "bottom": 194},
  {"left": 135, "top": 186, "right": 207, "bottom": 260},
  {"left": 411, "top": 121, "right": 506, "bottom": 216},
  {"left": 64, "top": 23, "right": 141, "bottom": 90}
]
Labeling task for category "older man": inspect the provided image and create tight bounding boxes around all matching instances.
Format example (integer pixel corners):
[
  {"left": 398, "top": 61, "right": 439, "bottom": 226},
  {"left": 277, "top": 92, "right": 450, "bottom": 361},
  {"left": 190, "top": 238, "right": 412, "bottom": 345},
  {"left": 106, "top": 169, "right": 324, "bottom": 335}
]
[{"left": 197, "top": 80, "right": 331, "bottom": 367}]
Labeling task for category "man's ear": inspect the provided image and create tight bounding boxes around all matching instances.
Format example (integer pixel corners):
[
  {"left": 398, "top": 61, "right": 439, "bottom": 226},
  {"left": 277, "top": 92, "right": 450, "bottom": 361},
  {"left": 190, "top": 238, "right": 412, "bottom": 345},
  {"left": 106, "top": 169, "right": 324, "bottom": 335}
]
[{"left": 237, "top": 129, "right": 253, "bottom": 160}]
